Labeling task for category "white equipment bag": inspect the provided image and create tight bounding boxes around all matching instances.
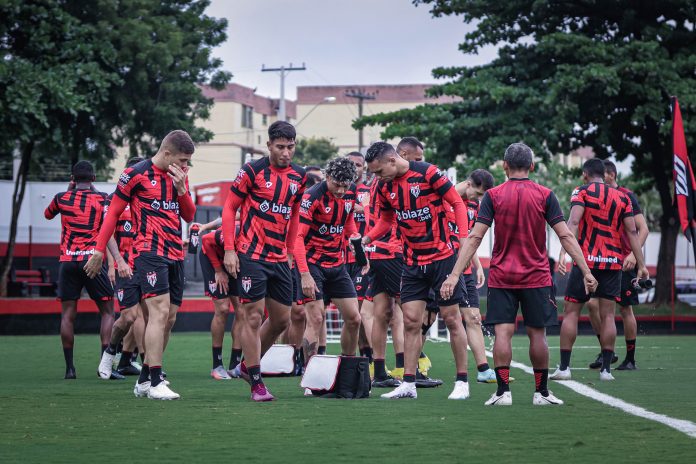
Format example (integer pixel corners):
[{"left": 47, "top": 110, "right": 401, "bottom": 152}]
[
  {"left": 260, "top": 344, "right": 295, "bottom": 376},
  {"left": 300, "top": 355, "right": 341, "bottom": 392}
]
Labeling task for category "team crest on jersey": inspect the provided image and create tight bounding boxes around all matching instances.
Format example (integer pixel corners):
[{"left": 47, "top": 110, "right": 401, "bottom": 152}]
[
  {"left": 242, "top": 277, "right": 252, "bottom": 293},
  {"left": 124, "top": 221, "right": 132, "bottom": 232},
  {"left": 147, "top": 271, "right": 157, "bottom": 287},
  {"left": 357, "top": 193, "right": 366, "bottom": 203},
  {"left": 117, "top": 289, "right": 124, "bottom": 301},
  {"left": 325, "top": 206, "right": 331, "bottom": 213},
  {"left": 345, "top": 202, "right": 352, "bottom": 214},
  {"left": 259, "top": 200, "right": 270, "bottom": 213},
  {"left": 468, "top": 210, "right": 475, "bottom": 221},
  {"left": 208, "top": 281, "right": 217, "bottom": 294},
  {"left": 289, "top": 182, "right": 298, "bottom": 195},
  {"left": 118, "top": 172, "right": 131, "bottom": 187},
  {"left": 151, "top": 200, "right": 161, "bottom": 211},
  {"left": 319, "top": 224, "right": 328, "bottom": 234},
  {"left": 410, "top": 185, "right": 420, "bottom": 198}
]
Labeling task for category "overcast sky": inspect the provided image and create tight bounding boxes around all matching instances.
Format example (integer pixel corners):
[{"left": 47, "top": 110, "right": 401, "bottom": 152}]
[{"left": 206, "top": 0, "right": 498, "bottom": 99}]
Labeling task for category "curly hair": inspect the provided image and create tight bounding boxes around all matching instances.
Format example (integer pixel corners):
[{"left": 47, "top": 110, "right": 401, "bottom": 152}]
[
  {"left": 325, "top": 156, "right": 357, "bottom": 184},
  {"left": 364, "top": 141, "right": 395, "bottom": 162}
]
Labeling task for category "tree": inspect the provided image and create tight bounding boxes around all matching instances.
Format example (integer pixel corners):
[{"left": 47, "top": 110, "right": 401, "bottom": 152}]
[
  {"left": 294, "top": 137, "right": 340, "bottom": 168},
  {"left": 0, "top": 0, "right": 230, "bottom": 296},
  {"left": 355, "top": 0, "right": 696, "bottom": 303}
]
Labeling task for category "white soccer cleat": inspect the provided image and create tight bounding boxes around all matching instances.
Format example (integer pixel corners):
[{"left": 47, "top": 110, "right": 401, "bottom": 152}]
[
  {"left": 147, "top": 382, "right": 180, "bottom": 400},
  {"left": 380, "top": 381, "right": 417, "bottom": 399},
  {"left": 304, "top": 388, "right": 313, "bottom": 397},
  {"left": 533, "top": 391, "right": 564, "bottom": 405},
  {"left": 98, "top": 351, "right": 115, "bottom": 380},
  {"left": 133, "top": 381, "right": 151, "bottom": 398},
  {"left": 211, "top": 365, "right": 232, "bottom": 380},
  {"left": 448, "top": 381, "right": 470, "bottom": 400},
  {"left": 484, "top": 391, "right": 512, "bottom": 406},
  {"left": 600, "top": 370, "right": 615, "bottom": 381},
  {"left": 549, "top": 367, "right": 571, "bottom": 381}
]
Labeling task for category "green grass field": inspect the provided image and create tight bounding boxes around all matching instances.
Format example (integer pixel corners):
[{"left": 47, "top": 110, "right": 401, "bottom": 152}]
[{"left": 1, "top": 334, "right": 693, "bottom": 463}]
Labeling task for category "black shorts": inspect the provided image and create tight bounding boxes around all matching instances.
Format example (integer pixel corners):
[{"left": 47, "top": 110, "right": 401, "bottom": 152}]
[
  {"left": 134, "top": 253, "right": 185, "bottom": 306},
  {"left": 199, "top": 251, "right": 238, "bottom": 299},
  {"left": 58, "top": 261, "right": 113, "bottom": 302},
  {"left": 487, "top": 286, "right": 558, "bottom": 328},
  {"left": 367, "top": 258, "right": 402, "bottom": 299},
  {"left": 565, "top": 266, "right": 621, "bottom": 304},
  {"left": 346, "top": 263, "right": 369, "bottom": 301},
  {"left": 299, "top": 263, "right": 357, "bottom": 304},
  {"left": 237, "top": 254, "right": 292, "bottom": 306},
  {"left": 462, "top": 273, "right": 480, "bottom": 308},
  {"left": 618, "top": 268, "right": 639, "bottom": 307},
  {"left": 400, "top": 254, "right": 463, "bottom": 307},
  {"left": 115, "top": 273, "right": 140, "bottom": 310}
]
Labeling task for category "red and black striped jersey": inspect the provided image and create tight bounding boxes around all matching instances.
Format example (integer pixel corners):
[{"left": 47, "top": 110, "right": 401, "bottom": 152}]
[
  {"left": 466, "top": 200, "right": 479, "bottom": 233},
  {"left": 477, "top": 178, "right": 564, "bottom": 288},
  {"left": 105, "top": 193, "right": 135, "bottom": 265},
  {"left": 201, "top": 228, "right": 225, "bottom": 270},
  {"left": 226, "top": 157, "right": 306, "bottom": 262},
  {"left": 44, "top": 188, "right": 108, "bottom": 262},
  {"left": 570, "top": 182, "right": 633, "bottom": 270},
  {"left": 365, "top": 180, "right": 402, "bottom": 260},
  {"left": 114, "top": 159, "right": 194, "bottom": 261},
  {"left": 368, "top": 161, "right": 467, "bottom": 266},
  {"left": 346, "top": 181, "right": 371, "bottom": 264},
  {"left": 617, "top": 186, "right": 643, "bottom": 258},
  {"left": 294, "top": 182, "right": 358, "bottom": 272}
]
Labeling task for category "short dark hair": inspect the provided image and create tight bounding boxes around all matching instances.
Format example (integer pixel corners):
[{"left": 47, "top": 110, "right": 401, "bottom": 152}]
[
  {"left": 468, "top": 169, "right": 495, "bottom": 191},
  {"left": 346, "top": 151, "right": 364, "bottom": 160},
  {"left": 305, "top": 165, "right": 322, "bottom": 172},
  {"left": 162, "top": 130, "right": 195, "bottom": 155},
  {"left": 268, "top": 121, "right": 296, "bottom": 141},
  {"left": 583, "top": 158, "right": 606, "bottom": 178},
  {"left": 126, "top": 156, "right": 144, "bottom": 168},
  {"left": 603, "top": 159, "right": 617, "bottom": 176},
  {"left": 503, "top": 142, "right": 533, "bottom": 170},
  {"left": 397, "top": 137, "right": 424, "bottom": 151},
  {"left": 325, "top": 156, "right": 357, "bottom": 183},
  {"left": 72, "top": 160, "right": 95, "bottom": 182},
  {"left": 305, "top": 173, "right": 321, "bottom": 188},
  {"left": 365, "top": 141, "right": 396, "bottom": 163}
]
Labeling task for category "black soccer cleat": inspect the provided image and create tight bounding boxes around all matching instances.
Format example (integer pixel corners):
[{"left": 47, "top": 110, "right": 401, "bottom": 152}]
[
  {"left": 64, "top": 367, "right": 77, "bottom": 380},
  {"left": 589, "top": 352, "right": 619, "bottom": 369},
  {"left": 616, "top": 360, "right": 637, "bottom": 371},
  {"left": 415, "top": 371, "right": 443, "bottom": 388},
  {"left": 116, "top": 363, "right": 141, "bottom": 376},
  {"left": 372, "top": 376, "right": 401, "bottom": 388},
  {"left": 109, "top": 370, "right": 126, "bottom": 380}
]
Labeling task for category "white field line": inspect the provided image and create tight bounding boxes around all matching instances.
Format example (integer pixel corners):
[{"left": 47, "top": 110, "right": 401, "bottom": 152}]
[{"left": 485, "top": 350, "right": 696, "bottom": 439}]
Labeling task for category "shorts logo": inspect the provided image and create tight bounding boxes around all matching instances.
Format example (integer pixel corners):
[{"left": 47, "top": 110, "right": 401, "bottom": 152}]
[
  {"left": 266, "top": 181, "right": 273, "bottom": 188},
  {"left": 117, "top": 289, "right": 124, "bottom": 301},
  {"left": 259, "top": 200, "right": 270, "bottom": 213},
  {"left": 344, "top": 202, "right": 352, "bottom": 214},
  {"left": 208, "top": 281, "right": 217, "bottom": 294},
  {"left": 151, "top": 180, "right": 157, "bottom": 186},
  {"left": 289, "top": 183, "right": 298, "bottom": 195},
  {"left": 151, "top": 200, "right": 161, "bottom": 211},
  {"left": 410, "top": 185, "right": 420, "bottom": 198},
  {"left": 325, "top": 206, "right": 331, "bottom": 213},
  {"left": 146, "top": 271, "right": 157, "bottom": 287},
  {"left": 123, "top": 221, "right": 132, "bottom": 232},
  {"left": 242, "top": 277, "right": 252, "bottom": 293}
]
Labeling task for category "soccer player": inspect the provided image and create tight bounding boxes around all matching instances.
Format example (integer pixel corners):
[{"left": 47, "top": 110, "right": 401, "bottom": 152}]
[
  {"left": 551, "top": 159, "right": 648, "bottom": 381},
  {"left": 200, "top": 226, "right": 243, "bottom": 379},
  {"left": 223, "top": 121, "right": 306, "bottom": 402},
  {"left": 584, "top": 160, "right": 649, "bottom": 371},
  {"left": 441, "top": 142, "right": 598, "bottom": 406},
  {"left": 295, "top": 157, "right": 363, "bottom": 360},
  {"left": 86, "top": 130, "right": 196, "bottom": 400},
  {"left": 363, "top": 141, "right": 471, "bottom": 400},
  {"left": 44, "top": 161, "right": 118, "bottom": 379}
]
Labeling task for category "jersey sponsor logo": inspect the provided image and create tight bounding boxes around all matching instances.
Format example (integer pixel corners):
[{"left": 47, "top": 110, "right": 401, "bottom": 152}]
[
  {"left": 319, "top": 224, "right": 344, "bottom": 235},
  {"left": 151, "top": 199, "right": 179, "bottom": 211},
  {"left": 65, "top": 249, "right": 95, "bottom": 256},
  {"left": 396, "top": 206, "right": 432, "bottom": 222},
  {"left": 354, "top": 212, "right": 365, "bottom": 222},
  {"left": 265, "top": 181, "right": 273, "bottom": 188},
  {"left": 325, "top": 206, "right": 331, "bottom": 213},
  {"left": 151, "top": 200, "right": 161, "bottom": 210},
  {"left": 289, "top": 182, "right": 298, "bottom": 195},
  {"left": 117, "top": 289, "right": 124, "bottom": 301},
  {"left": 345, "top": 202, "right": 352, "bottom": 214},
  {"left": 118, "top": 172, "right": 131, "bottom": 187},
  {"left": 123, "top": 221, "right": 132, "bottom": 232},
  {"left": 151, "top": 180, "right": 157, "bottom": 186},
  {"left": 235, "top": 169, "right": 245, "bottom": 181},
  {"left": 467, "top": 210, "right": 475, "bottom": 221},
  {"left": 146, "top": 271, "right": 157, "bottom": 287},
  {"left": 241, "top": 276, "right": 252, "bottom": 293},
  {"left": 300, "top": 198, "right": 312, "bottom": 211},
  {"left": 208, "top": 281, "right": 217, "bottom": 294},
  {"left": 259, "top": 200, "right": 291, "bottom": 217},
  {"left": 389, "top": 192, "right": 396, "bottom": 199},
  {"left": 587, "top": 254, "right": 618, "bottom": 264},
  {"left": 410, "top": 185, "right": 420, "bottom": 198}
]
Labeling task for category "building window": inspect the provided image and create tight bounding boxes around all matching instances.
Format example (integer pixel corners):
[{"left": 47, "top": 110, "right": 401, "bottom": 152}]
[
  {"left": 262, "top": 114, "right": 268, "bottom": 126},
  {"left": 258, "top": 135, "right": 261, "bottom": 144},
  {"left": 242, "top": 105, "right": 254, "bottom": 129}
]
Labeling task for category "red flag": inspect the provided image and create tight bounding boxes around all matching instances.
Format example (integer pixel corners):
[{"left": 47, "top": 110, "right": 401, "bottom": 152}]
[{"left": 672, "top": 97, "right": 696, "bottom": 241}]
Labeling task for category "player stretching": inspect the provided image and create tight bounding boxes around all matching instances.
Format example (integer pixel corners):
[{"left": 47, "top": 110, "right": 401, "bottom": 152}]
[
  {"left": 45, "top": 161, "right": 117, "bottom": 379},
  {"left": 364, "top": 142, "right": 471, "bottom": 400},
  {"left": 551, "top": 159, "right": 648, "bottom": 381},
  {"left": 223, "top": 121, "right": 306, "bottom": 402},
  {"left": 442, "top": 143, "right": 598, "bottom": 406},
  {"left": 86, "top": 130, "right": 196, "bottom": 400}
]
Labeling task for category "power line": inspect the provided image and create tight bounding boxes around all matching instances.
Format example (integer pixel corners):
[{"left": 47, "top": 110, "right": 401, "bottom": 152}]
[
  {"left": 345, "top": 89, "right": 377, "bottom": 151},
  {"left": 261, "top": 62, "right": 307, "bottom": 121}
]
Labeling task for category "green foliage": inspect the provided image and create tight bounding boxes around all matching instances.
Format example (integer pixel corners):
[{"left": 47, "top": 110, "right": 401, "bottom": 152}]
[{"left": 293, "top": 137, "right": 339, "bottom": 169}]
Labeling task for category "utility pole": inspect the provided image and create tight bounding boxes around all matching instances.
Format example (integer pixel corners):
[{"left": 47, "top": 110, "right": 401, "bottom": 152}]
[
  {"left": 345, "top": 89, "right": 377, "bottom": 151},
  {"left": 262, "top": 63, "right": 306, "bottom": 122}
]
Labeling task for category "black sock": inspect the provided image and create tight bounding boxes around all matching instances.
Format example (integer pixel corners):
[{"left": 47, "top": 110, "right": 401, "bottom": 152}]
[
  {"left": 596, "top": 334, "right": 601, "bottom": 342},
  {"left": 495, "top": 366, "right": 510, "bottom": 395},
  {"left": 395, "top": 352, "right": 404, "bottom": 368},
  {"left": 248, "top": 365, "right": 263, "bottom": 387},
  {"left": 229, "top": 349, "right": 243, "bottom": 370},
  {"left": 456, "top": 372, "right": 468, "bottom": 382},
  {"left": 625, "top": 339, "right": 636, "bottom": 363},
  {"left": 362, "top": 347, "right": 373, "bottom": 363},
  {"left": 318, "top": 346, "right": 326, "bottom": 355},
  {"left": 477, "top": 363, "right": 490, "bottom": 372},
  {"left": 534, "top": 368, "right": 549, "bottom": 396},
  {"left": 138, "top": 364, "right": 150, "bottom": 384},
  {"left": 63, "top": 348, "right": 74, "bottom": 370},
  {"left": 117, "top": 351, "right": 132, "bottom": 369},
  {"left": 403, "top": 373, "right": 416, "bottom": 383},
  {"left": 140, "top": 352, "right": 145, "bottom": 363},
  {"left": 150, "top": 366, "right": 162, "bottom": 387},
  {"left": 294, "top": 347, "right": 302, "bottom": 363},
  {"left": 374, "top": 359, "right": 387, "bottom": 379},
  {"left": 560, "top": 349, "right": 572, "bottom": 370},
  {"left": 601, "top": 349, "right": 613, "bottom": 373},
  {"left": 419, "top": 351, "right": 426, "bottom": 358},
  {"left": 105, "top": 343, "right": 118, "bottom": 355},
  {"left": 212, "top": 346, "right": 223, "bottom": 369},
  {"left": 101, "top": 344, "right": 107, "bottom": 355}
]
